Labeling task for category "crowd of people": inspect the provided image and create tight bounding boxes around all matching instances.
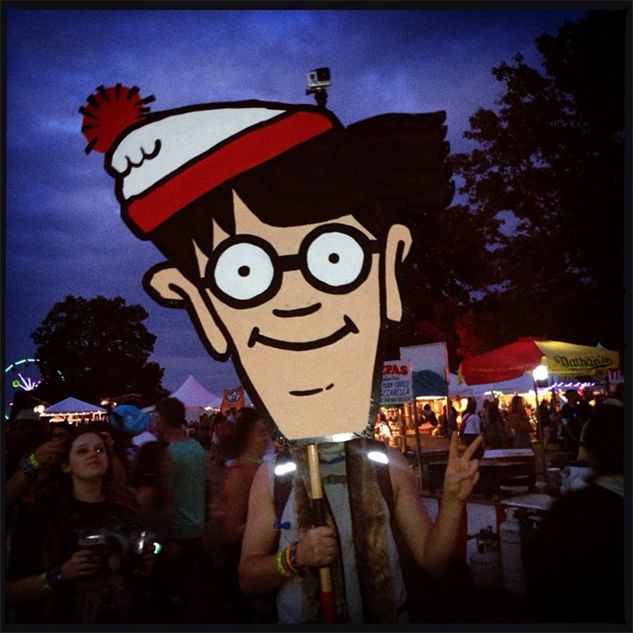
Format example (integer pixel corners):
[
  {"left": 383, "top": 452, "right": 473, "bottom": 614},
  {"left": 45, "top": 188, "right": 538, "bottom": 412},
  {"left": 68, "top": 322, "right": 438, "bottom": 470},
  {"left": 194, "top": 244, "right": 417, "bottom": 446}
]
[
  {"left": 375, "top": 387, "right": 625, "bottom": 623},
  {"left": 376, "top": 386, "right": 621, "bottom": 463},
  {"left": 4, "top": 391, "right": 269, "bottom": 624},
  {"left": 4, "top": 383, "right": 624, "bottom": 624}
]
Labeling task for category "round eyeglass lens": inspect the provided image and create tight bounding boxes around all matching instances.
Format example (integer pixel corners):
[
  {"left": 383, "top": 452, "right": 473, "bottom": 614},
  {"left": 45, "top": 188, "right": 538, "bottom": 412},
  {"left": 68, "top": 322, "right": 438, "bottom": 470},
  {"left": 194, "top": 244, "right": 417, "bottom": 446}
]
[
  {"left": 306, "top": 231, "right": 366, "bottom": 288},
  {"left": 213, "top": 241, "right": 275, "bottom": 301}
]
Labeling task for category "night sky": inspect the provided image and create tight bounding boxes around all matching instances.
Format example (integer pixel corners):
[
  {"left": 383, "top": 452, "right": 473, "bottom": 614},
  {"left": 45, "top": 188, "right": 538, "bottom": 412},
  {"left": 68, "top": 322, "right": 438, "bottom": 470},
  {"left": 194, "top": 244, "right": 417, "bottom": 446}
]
[{"left": 4, "top": 6, "right": 587, "bottom": 402}]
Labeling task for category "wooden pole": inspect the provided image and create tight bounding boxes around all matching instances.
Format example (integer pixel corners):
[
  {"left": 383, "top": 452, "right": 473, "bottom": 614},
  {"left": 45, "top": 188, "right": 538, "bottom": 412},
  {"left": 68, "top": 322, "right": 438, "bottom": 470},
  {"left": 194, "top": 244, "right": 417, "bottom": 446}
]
[
  {"left": 306, "top": 444, "right": 336, "bottom": 623},
  {"left": 411, "top": 400, "right": 424, "bottom": 494}
]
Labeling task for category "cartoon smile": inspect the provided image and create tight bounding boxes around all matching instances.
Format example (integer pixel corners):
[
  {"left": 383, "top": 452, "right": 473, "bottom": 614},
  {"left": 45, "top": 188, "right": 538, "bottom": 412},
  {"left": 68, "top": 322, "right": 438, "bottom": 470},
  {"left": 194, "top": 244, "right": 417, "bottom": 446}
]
[{"left": 247, "top": 315, "right": 358, "bottom": 351}]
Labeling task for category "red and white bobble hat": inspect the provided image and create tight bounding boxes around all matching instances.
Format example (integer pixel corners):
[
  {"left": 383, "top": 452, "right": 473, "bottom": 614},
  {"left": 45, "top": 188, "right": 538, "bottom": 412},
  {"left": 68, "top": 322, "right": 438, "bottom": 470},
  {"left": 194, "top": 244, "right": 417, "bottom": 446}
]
[{"left": 81, "top": 85, "right": 340, "bottom": 235}]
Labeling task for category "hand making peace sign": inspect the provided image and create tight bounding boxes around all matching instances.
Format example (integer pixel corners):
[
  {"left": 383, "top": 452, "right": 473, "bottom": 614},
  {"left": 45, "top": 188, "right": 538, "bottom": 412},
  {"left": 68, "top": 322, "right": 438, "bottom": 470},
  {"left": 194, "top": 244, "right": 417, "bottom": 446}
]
[{"left": 442, "top": 432, "right": 482, "bottom": 504}]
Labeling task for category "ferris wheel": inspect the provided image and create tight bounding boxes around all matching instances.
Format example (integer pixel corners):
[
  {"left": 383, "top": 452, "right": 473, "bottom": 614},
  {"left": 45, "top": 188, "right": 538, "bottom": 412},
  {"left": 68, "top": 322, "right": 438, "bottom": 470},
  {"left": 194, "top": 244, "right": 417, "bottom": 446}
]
[{"left": 4, "top": 358, "right": 65, "bottom": 419}]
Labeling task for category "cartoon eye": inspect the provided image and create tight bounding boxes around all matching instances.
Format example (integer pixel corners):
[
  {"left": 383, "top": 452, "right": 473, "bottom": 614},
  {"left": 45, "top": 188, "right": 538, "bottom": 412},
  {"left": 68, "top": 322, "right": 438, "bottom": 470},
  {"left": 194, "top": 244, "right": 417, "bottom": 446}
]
[
  {"left": 306, "top": 231, "right": 366, "bottom": 288},
  {"left": 213, "top": 242, "right": 275, "bottom": 302}
]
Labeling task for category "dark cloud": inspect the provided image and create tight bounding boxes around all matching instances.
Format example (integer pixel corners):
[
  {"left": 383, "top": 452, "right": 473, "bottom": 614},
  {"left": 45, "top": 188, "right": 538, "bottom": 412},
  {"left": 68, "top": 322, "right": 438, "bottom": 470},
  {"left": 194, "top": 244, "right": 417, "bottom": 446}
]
[{"left": 5, "top": 7, "right": 586, "bottom": 397}]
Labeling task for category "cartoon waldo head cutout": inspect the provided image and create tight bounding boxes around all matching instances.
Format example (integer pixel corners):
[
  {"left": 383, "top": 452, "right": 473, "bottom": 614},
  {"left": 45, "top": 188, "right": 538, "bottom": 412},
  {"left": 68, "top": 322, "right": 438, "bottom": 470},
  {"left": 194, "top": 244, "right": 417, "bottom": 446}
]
[{"left": 82, "top": 84, "right": 453, "bottom": 445}]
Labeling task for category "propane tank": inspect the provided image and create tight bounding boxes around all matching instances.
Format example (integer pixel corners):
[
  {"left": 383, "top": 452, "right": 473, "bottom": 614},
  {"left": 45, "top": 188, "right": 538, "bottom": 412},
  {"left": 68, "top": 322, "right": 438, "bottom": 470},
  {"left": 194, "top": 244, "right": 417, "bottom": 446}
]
[
  {"left": 499, "top": 506, "right": 526, "bottom": 593},
  {"left": 468, "top": 526, "right": 502, "bottom": 589}
]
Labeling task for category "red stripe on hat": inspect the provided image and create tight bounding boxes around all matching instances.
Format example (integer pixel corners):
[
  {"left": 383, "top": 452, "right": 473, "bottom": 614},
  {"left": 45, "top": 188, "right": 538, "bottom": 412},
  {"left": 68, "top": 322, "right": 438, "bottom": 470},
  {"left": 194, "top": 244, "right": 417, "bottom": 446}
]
[{"left": 126, "top": 111, "right": 334, "bottom": 234}]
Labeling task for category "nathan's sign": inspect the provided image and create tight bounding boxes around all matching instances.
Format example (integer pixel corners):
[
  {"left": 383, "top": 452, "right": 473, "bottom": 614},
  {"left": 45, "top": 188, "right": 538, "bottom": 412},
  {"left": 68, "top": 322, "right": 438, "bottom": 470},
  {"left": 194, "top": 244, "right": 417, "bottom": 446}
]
[
  {"left": 535, "top": 340, "right": 620, "bottom": 377},
  {"left": 381, "top": 360, "right": 412, "bottom": 405},
  {"left": 549, "top": 354, "right": 615, "bottom": 374}
]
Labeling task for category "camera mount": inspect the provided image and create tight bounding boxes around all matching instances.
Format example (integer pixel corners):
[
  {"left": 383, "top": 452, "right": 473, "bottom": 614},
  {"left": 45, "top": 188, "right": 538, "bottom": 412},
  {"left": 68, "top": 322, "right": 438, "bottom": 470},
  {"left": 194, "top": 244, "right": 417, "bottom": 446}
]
[{"left": 306, "top": 67, "right": 331, "bottom": 108}]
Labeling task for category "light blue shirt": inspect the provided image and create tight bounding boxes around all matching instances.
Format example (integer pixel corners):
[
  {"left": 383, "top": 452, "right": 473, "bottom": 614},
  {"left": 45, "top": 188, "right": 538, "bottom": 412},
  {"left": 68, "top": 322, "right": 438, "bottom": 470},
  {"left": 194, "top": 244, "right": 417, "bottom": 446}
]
[{"left": 167, "top": 439, "right": 206, "bottom": 539}]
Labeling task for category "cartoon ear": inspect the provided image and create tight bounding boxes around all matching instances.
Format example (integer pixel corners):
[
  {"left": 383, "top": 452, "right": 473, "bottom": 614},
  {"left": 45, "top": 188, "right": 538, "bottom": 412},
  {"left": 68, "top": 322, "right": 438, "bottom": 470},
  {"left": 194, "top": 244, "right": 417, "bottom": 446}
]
[
  {"left": 144, "top": 263, "right": 229, "bottom": 357},
  {"left": 384, "top": 224, "right": 413, "bottom": 322}
]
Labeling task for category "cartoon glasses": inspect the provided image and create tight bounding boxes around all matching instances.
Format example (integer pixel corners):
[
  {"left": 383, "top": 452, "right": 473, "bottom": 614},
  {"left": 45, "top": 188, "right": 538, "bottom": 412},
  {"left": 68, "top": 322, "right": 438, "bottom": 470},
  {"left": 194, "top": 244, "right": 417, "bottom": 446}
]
[{"left": 202, "top": 223, "right": 380, "bottom": 309}]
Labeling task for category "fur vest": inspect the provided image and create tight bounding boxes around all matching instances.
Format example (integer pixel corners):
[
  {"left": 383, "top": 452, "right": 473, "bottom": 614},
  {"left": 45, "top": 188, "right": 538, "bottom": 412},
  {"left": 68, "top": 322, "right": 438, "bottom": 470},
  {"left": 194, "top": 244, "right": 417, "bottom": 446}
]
[{"left": 279, "top": 438, "right": 406, "bottom": 622}]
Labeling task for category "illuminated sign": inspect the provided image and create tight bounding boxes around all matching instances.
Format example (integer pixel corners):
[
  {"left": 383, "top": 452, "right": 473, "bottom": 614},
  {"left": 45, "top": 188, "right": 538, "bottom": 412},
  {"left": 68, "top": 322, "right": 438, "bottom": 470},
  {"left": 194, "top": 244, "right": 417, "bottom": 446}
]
[{"left": 381, "top": 360, "right": 413, "bottom": 405}]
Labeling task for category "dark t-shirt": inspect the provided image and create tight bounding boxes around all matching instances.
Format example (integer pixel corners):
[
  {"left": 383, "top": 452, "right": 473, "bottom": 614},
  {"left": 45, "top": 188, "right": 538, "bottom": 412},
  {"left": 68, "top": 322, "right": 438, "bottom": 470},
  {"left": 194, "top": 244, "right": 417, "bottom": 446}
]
[
  {"left": 8, "top": 486, "right": 149, "bottom": 623},
  {"left": 576, "top": 401, "right": 593, "bottom": 423},
  {"left": 558, "top": 403, "right": 582, "bottom": 444}
]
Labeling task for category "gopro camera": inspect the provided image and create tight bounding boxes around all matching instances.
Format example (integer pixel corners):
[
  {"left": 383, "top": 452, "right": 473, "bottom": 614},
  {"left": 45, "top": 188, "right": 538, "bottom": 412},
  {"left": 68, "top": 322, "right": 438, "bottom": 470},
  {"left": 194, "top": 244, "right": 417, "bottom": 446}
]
[{"left": 306, "top": 67, "right": 331, "bottom": 91}]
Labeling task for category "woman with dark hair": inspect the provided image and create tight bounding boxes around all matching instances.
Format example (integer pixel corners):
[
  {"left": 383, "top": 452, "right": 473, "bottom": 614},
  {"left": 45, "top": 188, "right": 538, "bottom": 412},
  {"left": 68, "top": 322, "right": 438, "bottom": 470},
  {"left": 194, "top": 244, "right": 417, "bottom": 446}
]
[
  {"left": 7, "top": 389, "right": 40, "bottom": 425},
  {"left": 482, "top": 398, "right": 506, "bottom": 450},
  {"left": 5, "top": 427, "right": 153, "bottom": 623},
  {"left": 220, "top": 408, "right": 273, "bottom": 543},
  {"left": 130, "top": 441, "right": 173, "bottom": 540},
  {"left": 217, "top": 408, "right": 274, "bottom": 621},
  {"left": 459, "top": 398, "right": 481, "bottom": 444},
  {"left": 130, "top": 441, "right": 173, "bottom": 621},
  {"left": 209, "top": 411, "right": 230, "bottom": 463},
  {"left": 508, "top": 395, "right": 533, "bottom": 449},
  {"left": 5, "top": 416, "right": 66, "bottom": 621},
  {"left": 526, "top": 402, "right": 624, "bottom": 622}
]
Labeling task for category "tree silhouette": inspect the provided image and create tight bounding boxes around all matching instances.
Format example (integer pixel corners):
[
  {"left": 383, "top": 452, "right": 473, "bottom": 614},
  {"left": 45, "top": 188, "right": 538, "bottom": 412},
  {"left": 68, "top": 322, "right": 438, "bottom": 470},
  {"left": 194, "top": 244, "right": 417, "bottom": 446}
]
[
  {"left": 452, "top": 10, "right": 626, "bottom": 356},
  {"left": 31, "top": 295, "right": 169, "bottom": 405},
  {"left": 385, "top": 200, "right": 492, "bottom": 370}
]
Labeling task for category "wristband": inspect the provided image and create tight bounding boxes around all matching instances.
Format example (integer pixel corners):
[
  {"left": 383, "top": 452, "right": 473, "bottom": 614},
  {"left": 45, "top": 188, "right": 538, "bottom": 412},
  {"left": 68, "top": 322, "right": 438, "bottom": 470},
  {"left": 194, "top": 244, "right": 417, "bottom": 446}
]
[
  {"left": 28, "top": 453, "right": 43, "bottom": 470},
  {"left": 19, "top": 456, "right": 38, "bottom": 480},
  {"left": 274, "top": 546, "right": 294, "bottom": 577},
  {"left": 40, "top": 571, "right": 53, "bottom": 592},
  {"left": 46, "top": 566, "right": 65, "bottom": 589},
  {"left": 289, "top": 541, "right": 307, "bottom": 577},
  {"left": 285, "top": 541, "right": 294, "bottom": 571}
]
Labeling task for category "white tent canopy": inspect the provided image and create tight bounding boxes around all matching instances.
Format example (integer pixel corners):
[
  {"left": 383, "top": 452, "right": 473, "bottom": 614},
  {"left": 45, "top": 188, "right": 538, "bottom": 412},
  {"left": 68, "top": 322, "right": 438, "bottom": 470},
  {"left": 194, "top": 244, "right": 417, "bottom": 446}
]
[
  {"left": 171, "top": 375, "right": 221, "bottom": 407},
  {"left": 146, "top": 375, "right": 222, "bottom": 421},
  {"left": 448, "top": 372, "right": 550, "bottom": 401},
  {"left": 144, "top": 376, "right": 253, "bottom": 420},
  {"left": 448, "top": 373, "right": 473, "bottom": 398},
  {"left": 470, "top": 373, "right": 540, "bottom": 398},
  {"left": 45, "top": 396, "right": 106, "bottom": 414}
]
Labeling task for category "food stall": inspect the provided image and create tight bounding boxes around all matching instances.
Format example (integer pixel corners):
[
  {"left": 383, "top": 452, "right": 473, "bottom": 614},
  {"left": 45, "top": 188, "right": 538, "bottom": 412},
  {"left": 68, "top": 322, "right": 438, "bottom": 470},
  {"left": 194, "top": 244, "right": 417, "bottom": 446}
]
[{"left": 436, "top": 337, "right": 620, "bottom": 588}]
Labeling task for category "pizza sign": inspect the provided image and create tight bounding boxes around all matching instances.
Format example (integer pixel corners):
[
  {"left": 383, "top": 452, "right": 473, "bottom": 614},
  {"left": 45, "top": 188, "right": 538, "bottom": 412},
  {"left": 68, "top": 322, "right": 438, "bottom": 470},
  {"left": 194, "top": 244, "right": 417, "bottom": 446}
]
[{"left": 380, "top": 360, "right": 413, "bottom": 405}]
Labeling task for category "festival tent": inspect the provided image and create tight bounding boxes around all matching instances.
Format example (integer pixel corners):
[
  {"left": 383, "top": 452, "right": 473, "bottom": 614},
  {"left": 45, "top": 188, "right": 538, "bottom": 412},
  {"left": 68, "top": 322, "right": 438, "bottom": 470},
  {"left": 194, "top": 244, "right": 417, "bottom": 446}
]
[
  {"left": 411, "top": 372, "right": 473, "bottom": 399},
  {"left": 45, "top": 397, "right": 106, "bottom": 414},
  {"left": 416, "top": 372, "right": 546, "bottom": 402},
  {"left": 168, "top": 375, "right": 222, "bottom": 421},
  {"left": 171, "top": 375, "right": 221, "bottom": 406},
  {"left": 448, "top": 373, "right": 473, "bottom": 398},
  {"left": 412, "top": 371, "right": 478, "bottom": 398},
  {"left": 469, "top": 373, "right": 540, "bottom": 398},
  {"left": 412, "top": 370, "right": 447, "bottom": 398},
  {"left": 459, "top": 337, "right": 620, "bottom": 386}
]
